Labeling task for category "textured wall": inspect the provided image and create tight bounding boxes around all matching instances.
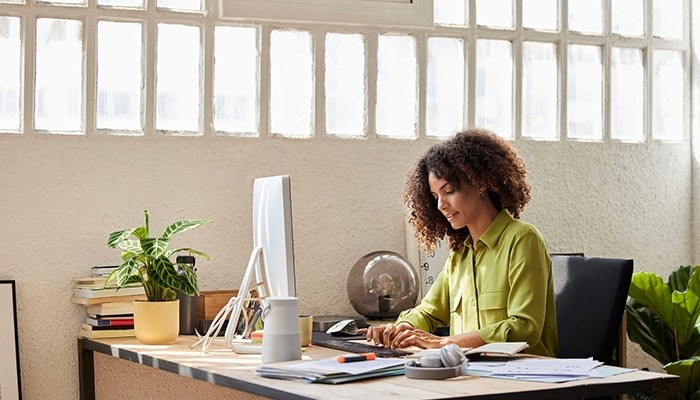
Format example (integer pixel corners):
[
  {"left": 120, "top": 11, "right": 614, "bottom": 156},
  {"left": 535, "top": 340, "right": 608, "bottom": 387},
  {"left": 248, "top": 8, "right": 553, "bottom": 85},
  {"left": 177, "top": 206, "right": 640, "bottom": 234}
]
[{"left": 0, "top": 134, "right": 690, "bottom": 398}]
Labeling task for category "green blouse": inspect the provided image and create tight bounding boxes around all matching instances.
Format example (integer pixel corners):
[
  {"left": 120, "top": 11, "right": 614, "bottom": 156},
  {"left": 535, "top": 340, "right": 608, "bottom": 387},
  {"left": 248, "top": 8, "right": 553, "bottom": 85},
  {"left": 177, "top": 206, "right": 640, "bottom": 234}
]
[{"left": 396, "top": 210, "right": 559, "bottom": 357}]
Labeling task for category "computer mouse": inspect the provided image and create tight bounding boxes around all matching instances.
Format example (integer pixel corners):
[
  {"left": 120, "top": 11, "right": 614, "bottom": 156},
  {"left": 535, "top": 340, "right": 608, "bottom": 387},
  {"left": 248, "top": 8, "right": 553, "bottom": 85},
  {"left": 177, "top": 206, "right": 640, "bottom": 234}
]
[{"left": 326, "top": 319, "right": 358, "bottom": 336}]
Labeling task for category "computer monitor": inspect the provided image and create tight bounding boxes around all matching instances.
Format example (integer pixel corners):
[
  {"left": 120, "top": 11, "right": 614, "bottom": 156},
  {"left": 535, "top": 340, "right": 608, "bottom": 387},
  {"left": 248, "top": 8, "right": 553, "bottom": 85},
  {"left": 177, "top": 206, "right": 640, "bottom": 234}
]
[{"left": 252, "top": 174, "right": 296, "bottom": 298}]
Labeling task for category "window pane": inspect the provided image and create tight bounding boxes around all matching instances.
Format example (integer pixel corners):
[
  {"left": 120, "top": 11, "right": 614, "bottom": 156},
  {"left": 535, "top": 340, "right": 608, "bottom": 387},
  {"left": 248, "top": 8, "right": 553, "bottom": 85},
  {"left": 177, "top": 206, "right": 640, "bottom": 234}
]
[
  {"left": 426, "top": 37, "right": 464, "bottom": 138},
  {"left": 612, "top": 0, "right": 643, "bottom": 36},
  {"left": 157, "top": 0, "right": 201, "bottom": 12},
  {"left": 475, "top": 39, "right": 513, "bottom": 138},
  {"left": 567, "top": 45, "right": 602, "bottom": 140},
  {"left": 568, "top": 0, "right": 602, "bottom": 34},
  {"left": 653, "top": 0, "right": 683, "bottom": 39},
  {"left": 35, "top": 18, "right": 83, "bottom": 133},
  {"left": 376, "top": 34, "right": 417, "bottom": 138},
  {"left": 611, "top": 47, "right": 643, "bottom": 142},
  {"left": 156, "top": 23, "right": 201, "bottom": 133},
  {"left": 37, "top": 0, "right": 85, "bottom": 5},
  {"left": 98, "top": 0, "right": 143, "bottom": 8},
  {"left": 325, "top": 33, "right": 365, "bottom": 137},
  {"left": 270, "top": 29, "right": 313, "bottom": 137},
  {"left": 434, "top": 0, "right": 466, "bottom": 26},
  {"left": 0, "top": 16, "right": 21, "bottom": 132},
  {"left": 214, "top": 26, "right": 258, "bottom": 135},
  {"left": 97, "top": 21, "right": 143, "bottom": 132},
  {"left": 523, "top": 0, "right": 557, "bottom": 31},
  {"left": 653, "top": 50, "right": 684, "bottom": 141},
  {"left": 522, "top": 42, "right": 557, "bottom": 140},
  {"left": 476, "top": 0, "right": 513, "bottom": 29}
]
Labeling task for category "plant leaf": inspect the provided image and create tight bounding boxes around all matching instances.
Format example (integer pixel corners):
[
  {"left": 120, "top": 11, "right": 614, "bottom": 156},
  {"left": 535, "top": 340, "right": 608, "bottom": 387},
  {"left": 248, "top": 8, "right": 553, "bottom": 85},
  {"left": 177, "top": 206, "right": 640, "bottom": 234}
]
[
  {"left": 149, "top": 257, "right": 197, "bottom": 297},
  {"left": 664, "top": 357, "right": 700, "bottom": 400},
  {"left": 626, "top": 298, "right": 676, "bottom": 365},
  {"left": 629, "top": 272, "right": 675, "bottom": 329},
  {"left": 141, "top": 237, "right": 170, "bottom": 259},
  {"left": 672, "top": 268, "right": 700, "bottom": 348},
  {"left": 165, "top": 247, "right": 210, "bottom": 261},
  {"left": 107, "top": 229, "right": 134, "bottom": 248},
  {"left": 162, "top": 219, "right": 212, "bottom": 238}
]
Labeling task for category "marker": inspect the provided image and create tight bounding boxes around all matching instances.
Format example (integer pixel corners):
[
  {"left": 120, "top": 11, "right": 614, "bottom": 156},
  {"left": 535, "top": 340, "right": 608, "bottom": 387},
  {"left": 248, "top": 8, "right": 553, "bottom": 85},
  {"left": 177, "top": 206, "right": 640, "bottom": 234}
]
[{"left": 337, "top": 353, "right": 377, "bottom": 363}]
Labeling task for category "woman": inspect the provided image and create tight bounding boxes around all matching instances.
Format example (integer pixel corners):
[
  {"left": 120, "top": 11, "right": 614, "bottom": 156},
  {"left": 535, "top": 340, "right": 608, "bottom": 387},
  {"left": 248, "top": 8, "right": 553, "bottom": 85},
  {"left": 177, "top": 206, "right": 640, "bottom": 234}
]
[{"left": 364, "top": 128, "right": 559, "bottom": 357}]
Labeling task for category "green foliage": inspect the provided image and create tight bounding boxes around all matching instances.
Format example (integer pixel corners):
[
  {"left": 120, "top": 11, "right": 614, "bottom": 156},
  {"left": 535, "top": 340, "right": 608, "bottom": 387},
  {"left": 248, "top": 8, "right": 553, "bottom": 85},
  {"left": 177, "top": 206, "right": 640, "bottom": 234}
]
[
  {"left": 106, "top": 210, "right": 212, "bottom": 302},
  {"left": 626, "top": 265, "right": 700, "bottom": 399}
]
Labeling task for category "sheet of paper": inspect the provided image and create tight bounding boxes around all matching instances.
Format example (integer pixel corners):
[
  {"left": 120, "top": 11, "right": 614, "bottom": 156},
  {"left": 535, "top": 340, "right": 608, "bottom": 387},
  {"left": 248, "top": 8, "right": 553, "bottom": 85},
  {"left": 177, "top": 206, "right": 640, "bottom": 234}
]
[{"left": 280, "top": 356, "right": 406, "bottom": 375}]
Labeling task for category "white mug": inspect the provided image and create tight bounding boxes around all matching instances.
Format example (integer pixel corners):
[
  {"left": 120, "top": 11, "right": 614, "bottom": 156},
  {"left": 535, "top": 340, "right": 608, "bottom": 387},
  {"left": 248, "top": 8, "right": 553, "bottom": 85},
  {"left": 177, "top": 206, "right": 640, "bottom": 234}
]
[{"left": 261, "top": 296, "right": 302, "bottom": 364}]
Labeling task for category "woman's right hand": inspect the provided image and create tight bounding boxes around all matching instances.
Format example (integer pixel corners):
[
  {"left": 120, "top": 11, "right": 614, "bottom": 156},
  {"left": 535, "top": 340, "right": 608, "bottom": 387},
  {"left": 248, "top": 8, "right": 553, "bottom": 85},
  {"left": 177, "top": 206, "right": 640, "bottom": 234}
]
[{"left": 361, "top": 322, "right": 414, "bottom": 348}]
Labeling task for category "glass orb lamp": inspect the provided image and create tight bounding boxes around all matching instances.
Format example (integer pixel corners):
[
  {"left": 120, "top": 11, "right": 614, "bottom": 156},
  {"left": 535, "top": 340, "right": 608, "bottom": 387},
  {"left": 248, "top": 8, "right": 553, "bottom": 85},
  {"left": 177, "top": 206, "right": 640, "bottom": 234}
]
[{"left": 346, "top": 251, "right": 419, "bottom": 319}]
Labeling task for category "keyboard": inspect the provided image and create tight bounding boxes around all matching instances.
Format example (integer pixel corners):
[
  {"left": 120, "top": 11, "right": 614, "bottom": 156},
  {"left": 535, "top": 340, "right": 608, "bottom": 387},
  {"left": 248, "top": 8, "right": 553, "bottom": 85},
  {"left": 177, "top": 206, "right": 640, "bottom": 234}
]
[{"left": 313, "top": 339, "right": 413, "bottom": 358}]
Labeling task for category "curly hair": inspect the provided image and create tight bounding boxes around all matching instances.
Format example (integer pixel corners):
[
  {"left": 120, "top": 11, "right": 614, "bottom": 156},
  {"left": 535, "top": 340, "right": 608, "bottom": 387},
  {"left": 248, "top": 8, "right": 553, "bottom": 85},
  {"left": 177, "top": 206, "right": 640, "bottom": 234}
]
[{"left": 403, "top": 128, "right": 531, "bottom": 252}]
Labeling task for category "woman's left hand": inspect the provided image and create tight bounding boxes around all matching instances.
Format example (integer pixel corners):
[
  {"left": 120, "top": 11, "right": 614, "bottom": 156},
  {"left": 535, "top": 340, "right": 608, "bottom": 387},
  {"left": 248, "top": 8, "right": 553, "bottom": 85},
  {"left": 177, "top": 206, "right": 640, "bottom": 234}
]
[{"left": 391, "top": 328, "right": 447, "bottom": 349}]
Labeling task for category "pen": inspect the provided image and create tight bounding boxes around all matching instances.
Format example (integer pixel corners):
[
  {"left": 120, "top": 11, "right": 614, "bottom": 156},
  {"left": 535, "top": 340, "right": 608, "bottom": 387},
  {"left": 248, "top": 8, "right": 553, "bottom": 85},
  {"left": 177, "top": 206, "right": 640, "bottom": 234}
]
[{"left": 337, "top": 353, "right": 377, "bottom": 363}]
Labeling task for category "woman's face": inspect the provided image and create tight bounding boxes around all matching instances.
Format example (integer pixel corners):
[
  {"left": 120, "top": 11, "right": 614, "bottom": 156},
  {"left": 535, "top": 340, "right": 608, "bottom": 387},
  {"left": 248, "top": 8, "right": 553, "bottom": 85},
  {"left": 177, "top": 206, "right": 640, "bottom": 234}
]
[{"left": 428, "top": 172, "right": 482, "bottom": 230}]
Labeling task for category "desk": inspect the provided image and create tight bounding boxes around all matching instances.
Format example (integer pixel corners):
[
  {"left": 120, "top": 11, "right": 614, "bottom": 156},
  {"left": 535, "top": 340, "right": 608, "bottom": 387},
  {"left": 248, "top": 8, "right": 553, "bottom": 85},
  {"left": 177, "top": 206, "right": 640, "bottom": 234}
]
[{"left": 78, "top": 336, "right": 679, "bottom": 400}]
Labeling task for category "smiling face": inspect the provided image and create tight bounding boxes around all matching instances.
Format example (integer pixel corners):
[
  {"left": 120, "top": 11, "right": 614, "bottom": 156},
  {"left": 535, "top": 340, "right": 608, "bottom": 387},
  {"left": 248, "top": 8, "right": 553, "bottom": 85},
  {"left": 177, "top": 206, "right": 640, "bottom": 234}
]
[{"left": 428, "top": 172, "right": 483, "bottom": 230}]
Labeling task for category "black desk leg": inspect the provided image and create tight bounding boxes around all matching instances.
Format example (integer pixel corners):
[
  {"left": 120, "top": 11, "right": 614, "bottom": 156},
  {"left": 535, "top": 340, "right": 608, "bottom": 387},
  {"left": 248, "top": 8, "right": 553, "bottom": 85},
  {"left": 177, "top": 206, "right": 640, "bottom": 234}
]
[{"left": 78, "top": 339, "right": 95, "bottom": 400}]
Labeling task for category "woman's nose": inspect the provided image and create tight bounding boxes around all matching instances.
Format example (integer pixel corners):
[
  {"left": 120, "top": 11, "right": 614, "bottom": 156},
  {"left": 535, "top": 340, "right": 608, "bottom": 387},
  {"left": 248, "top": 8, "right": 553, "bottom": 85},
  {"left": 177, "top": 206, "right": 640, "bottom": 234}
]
[{"left": 437, "top": 197, "right": 447, "bottom": 210}]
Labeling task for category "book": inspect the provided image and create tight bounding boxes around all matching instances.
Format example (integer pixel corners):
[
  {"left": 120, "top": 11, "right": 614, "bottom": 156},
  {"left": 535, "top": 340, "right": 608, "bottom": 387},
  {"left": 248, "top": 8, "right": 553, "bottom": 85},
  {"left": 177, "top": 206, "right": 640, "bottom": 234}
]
[
  {"left": 254, "top": 355, "right": 406, "bottom": 384},
  {"left": 71, "top": 294, "right": 147, "bottom": 306},
  {"left": 86, "top": 301, "right": 135, "bottom": 316},
  {"left": 73, "top": 285, "right": 145, "bottom": 299},
  {"left": 73, "top": 276, "right": 142, "bottom": 289},
  {"left": 464, "top": 342, "right": 530, "bottom": 358},
  {"left": 91, "top": 265, "right": 120, "bottom": 277},
  {"left": 85, "top": 316, "right": 135, "bottom": 327},
  {"left": 81, "top": 322, "right": 134, "bottom": 331},
  {"left": 79, "top": 327, "right": 136, "bottom": 339}
]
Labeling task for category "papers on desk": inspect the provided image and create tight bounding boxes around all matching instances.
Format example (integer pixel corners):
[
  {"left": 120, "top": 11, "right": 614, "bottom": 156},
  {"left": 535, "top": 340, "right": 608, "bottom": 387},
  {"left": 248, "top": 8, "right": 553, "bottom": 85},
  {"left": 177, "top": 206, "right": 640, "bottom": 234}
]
[
  {"left": 467, "top": 357, "right": 635, "bottom": 383},
  {"left": 255, "top": 356, "right": 406, "bottom": 384}
]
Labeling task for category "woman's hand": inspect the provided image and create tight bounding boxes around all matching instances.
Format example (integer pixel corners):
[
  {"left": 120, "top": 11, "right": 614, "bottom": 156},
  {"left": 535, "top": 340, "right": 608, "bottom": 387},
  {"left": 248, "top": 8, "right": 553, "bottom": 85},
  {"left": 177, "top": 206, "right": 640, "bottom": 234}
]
[
  {"left": 390, "top": 328, "right": 446, "bottom": 349},
  {"left": 358, "top": 322, "right": 413, "bottom": 348}
]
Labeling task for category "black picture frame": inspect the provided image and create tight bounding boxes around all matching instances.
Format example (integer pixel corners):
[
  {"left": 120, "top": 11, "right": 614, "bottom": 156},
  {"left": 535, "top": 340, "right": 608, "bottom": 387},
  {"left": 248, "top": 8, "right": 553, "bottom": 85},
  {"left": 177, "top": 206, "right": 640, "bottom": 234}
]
[{"left": 0, "top": 280, "right": 22, "bottom": 400}]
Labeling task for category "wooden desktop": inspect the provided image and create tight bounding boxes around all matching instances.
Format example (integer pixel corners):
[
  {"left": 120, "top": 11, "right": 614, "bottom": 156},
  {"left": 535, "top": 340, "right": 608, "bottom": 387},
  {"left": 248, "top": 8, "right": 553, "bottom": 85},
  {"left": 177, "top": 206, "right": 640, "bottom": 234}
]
[{"left": 78, "top": 336, "right": 680, "bottom": 400}]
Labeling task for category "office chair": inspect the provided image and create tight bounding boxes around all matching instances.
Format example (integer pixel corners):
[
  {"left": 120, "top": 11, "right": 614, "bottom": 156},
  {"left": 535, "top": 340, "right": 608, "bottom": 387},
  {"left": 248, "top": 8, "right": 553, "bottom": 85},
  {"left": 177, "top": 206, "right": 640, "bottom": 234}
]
[{"left": 550, "top": 255, "right": 633, "bottom": 366}]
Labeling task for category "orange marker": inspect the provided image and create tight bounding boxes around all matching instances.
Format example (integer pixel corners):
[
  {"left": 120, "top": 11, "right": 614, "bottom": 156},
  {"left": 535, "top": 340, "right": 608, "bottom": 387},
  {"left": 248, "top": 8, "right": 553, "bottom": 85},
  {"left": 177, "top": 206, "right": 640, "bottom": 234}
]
[{"left": 337, "top": 353, "right": 377, "bottom": 363}]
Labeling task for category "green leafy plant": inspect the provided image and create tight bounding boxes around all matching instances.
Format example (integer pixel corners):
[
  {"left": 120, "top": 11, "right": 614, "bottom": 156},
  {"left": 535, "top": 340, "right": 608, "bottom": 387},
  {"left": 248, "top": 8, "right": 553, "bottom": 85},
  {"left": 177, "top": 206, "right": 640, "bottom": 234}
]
[
  {"left": 626, "top": 265, "right": 700, "bottom": 400},
  {"left": 106, "top": 210, "right": 212, "bottom": 302}
]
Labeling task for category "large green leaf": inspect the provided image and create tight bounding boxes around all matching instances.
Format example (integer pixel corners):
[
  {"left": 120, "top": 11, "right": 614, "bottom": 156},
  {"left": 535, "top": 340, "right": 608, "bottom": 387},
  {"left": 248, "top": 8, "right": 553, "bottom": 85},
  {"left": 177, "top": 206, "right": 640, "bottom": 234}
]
[
  {"left": 626, "top": 298, "right": 676, "bottom": 365},
  {"left": 629, "top": 272, "right": 674, "bottom": 328},
  {"left": 149, "top": 257, "right": 197, "bottom": 298},
  {"left": 665, "top": 357, "right": 700, "bottom": 400},
  {"left": 107, "top": 229, "right": 135, "bottom": 248},
  {"left": 162, "top": 219, "right": 212, "bottom": 238},
  {"left": 141, "top": 237, "right": 170, "bottom": 259}
]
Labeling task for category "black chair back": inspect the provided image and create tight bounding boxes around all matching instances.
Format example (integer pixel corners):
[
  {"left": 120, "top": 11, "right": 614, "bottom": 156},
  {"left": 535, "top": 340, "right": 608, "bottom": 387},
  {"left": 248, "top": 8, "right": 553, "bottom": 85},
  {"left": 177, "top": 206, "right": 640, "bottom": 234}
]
[{"left": 551, "top": 255, "right": 633, "bottom": 365}]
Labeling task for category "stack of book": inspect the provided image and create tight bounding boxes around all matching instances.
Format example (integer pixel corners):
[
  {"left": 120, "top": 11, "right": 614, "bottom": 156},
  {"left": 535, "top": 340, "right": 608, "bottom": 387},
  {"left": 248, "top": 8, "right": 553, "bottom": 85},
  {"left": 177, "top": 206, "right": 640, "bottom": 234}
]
[{"left": 72, "top": 265, "right": 146, "bottom": 339}]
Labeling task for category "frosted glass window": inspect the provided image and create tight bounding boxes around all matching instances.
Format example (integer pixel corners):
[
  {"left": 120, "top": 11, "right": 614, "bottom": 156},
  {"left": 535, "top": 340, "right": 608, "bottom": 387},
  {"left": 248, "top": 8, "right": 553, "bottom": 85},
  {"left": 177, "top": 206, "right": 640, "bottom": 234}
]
[
  {"left": 0, "top": 0, "right": 23, "bottom": 5},
  {"left": 523, "top": 0, "right": 557, "bottom": 31},
  {"left": 611, "top": 47, "right": 643, "bottom": 142},
  {"left": 214, "top": 26, "right": 258, "bottom": 135},
  {"left": 568, "top": 0, "right": 602, "bottom": 34},
  {"left": 376, "top": 34, "right": 417, "bottom": 138},
  {"left": 270, "top": 29, "right": 313, "bottom": 137},
  {"left": 0, "top": 17, "right": 21, "bottom": 132},
  {"left": 653, "top": 0, "right": 683, "bottom": 39},
  {"left": 567, "top": 45, "right": 602, "bottom": 140},
  {"left": 98, "top": 0, "right": 143, "bottom": 8},
  {"left": 96, "top": 21, "right": 143, "bottom": 132},
  {"left": 433, "top": 0, "right": 466, "bottom": 26},
  {"left": 612, "top": 0, "right": 643, "bottom": 36},
  {"left": 157, "top": 0, "right": 201, "bottom": 12},
  {"left": 476, "top": 0, "right": 513, "bottom": 29},
  {"left": 37, "top": 0, "right": 85, "bottom": 5},
  {"left": 35, "top": 18, "right": 83, "bottom": 133},
  {"left": 156, "top": 23, "right": 201, "bottom": 133},
  {"left": 475, "top": 39, "right": 513, "bottom": 139},
  {"left": 522, "top": 42, "right": 557, "bottom": 140},
  {"left": 426, "top": 37, "right": 464, "bottom": 138},
  {"left": 325, "top": 33, "right": 366, "bottom": 137},
  {"left": 652, "top": 50, "right": 684, "bottom": 141}
]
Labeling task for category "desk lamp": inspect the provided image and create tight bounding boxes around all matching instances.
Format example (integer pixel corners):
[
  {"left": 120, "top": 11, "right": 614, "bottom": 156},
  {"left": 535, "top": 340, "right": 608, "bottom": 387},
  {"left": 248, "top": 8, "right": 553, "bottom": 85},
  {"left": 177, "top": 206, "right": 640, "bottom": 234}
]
[{"left": 346, "top": 251, "right": 419, "bottom": 319}]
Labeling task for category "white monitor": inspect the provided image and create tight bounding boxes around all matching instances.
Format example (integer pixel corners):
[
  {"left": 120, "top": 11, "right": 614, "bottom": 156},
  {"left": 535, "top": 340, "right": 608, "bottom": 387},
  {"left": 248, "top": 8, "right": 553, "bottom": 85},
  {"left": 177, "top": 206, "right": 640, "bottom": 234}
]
[{"left": 252, "top": 174, "right": 296, "bottom": 298}]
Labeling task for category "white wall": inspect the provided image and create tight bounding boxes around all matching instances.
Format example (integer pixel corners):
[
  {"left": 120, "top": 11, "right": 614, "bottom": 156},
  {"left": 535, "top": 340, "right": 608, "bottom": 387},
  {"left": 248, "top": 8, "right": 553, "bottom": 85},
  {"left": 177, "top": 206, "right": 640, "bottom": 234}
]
[{"left": 0, "top": 133, "right": 691, "bottom": 399}]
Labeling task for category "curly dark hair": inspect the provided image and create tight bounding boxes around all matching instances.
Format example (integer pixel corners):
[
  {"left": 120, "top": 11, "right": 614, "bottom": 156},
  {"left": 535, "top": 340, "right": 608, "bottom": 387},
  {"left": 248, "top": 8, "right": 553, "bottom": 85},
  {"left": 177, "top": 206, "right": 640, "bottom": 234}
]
[{"left": 403, "top": 128, "right": 531, "bottom": 252}]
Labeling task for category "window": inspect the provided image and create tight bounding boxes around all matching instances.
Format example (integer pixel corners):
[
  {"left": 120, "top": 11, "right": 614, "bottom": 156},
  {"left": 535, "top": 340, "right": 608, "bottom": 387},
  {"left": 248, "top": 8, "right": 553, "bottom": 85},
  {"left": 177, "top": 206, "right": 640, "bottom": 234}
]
[{"left": 0, "top": 0, "right": 690, "bottom": 142}]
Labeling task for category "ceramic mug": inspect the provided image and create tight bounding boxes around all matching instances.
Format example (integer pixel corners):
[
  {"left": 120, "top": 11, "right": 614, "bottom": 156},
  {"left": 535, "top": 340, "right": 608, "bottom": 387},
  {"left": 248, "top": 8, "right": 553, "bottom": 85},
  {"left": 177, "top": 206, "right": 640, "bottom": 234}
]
[{"left": 298, "top": 315, "right": 313, "bottom": 347}]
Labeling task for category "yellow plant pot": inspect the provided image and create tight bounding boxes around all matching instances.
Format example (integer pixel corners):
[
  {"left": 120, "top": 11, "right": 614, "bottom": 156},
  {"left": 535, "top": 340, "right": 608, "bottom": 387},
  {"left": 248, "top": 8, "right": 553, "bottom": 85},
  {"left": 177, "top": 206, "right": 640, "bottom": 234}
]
[{"left": 133, "top": 300, "right": 180, "bottom": 344}]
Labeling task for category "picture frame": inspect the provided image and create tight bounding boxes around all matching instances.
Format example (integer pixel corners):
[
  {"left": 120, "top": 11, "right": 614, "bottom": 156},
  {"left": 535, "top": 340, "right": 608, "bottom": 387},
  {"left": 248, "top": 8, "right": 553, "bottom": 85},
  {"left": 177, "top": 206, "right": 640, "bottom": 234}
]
[{"left": 0, "top": 280, "right": 22, "bottom": 400}]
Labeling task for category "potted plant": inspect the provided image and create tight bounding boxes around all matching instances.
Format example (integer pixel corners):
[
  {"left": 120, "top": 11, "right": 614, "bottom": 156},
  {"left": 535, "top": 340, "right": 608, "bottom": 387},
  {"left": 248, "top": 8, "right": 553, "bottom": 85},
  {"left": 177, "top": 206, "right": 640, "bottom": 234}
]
[
  {"left": 626, "top": 265, "right": 700, "bottom": 400},
  {"left": 106, "top": 210, "right": 212, "bottom": 344}
]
